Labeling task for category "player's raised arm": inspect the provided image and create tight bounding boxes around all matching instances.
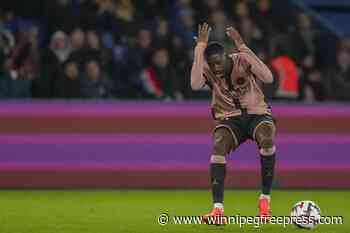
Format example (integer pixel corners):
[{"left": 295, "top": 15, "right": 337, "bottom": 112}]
[
  {"left": 191, "top": 23, "right": 210, "bottom": 90},
  {"left": 226, "top": 27, "right": 273, "bottom": 83}
]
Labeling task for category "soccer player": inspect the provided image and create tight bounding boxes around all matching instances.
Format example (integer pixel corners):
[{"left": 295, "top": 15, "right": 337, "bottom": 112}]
[{"left": 191, "top": 23, "right": 276, "bottom": 220}]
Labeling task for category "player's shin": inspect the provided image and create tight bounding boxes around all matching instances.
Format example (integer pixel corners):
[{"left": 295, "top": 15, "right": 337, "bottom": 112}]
[
  {"left": 210, "top": 155, "right": 227, "bottom": 210},
  {"left": 259, "top": 146, "right": 276, "bottom": 196}
]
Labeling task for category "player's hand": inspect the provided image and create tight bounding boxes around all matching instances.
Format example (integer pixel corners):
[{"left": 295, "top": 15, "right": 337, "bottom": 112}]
[
  {"left": 226, "top": 26, "right": 245, "bottom": 48},
  {"left": 196, "top": 23, "right": 211, "bottom": 44}
]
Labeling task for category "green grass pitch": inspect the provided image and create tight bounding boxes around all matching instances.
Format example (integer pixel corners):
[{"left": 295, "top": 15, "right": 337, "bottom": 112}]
[{"left": 0, "top": 190, "right": 348, "bottom": 233}]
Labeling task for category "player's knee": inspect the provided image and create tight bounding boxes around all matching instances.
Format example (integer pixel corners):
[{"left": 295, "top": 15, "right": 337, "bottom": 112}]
[
  {"left": 213, "top": 127, "right": 236, "bottom": 156},
  {"left": 260, "top": 145, "right": 276, "bottom": 156},
  {"left": 213, "top": 134, "right": 230, "bottom": 156},
  {"left": 255, "top": 122, "right": 276, "bottom": 151}
]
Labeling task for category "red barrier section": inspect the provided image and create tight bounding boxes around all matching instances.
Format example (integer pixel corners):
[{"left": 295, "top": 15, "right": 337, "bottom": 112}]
[
  {"left": 0, "top": 168, "right": 349, "bottom": 189},
  {"left": 0, "top": 116, "right": 349, "bottom": 134}
]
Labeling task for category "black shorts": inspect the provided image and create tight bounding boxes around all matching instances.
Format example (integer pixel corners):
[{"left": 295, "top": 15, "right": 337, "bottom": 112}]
[{"left": 215, "top": 114, "right": 276, "bottom": 146}]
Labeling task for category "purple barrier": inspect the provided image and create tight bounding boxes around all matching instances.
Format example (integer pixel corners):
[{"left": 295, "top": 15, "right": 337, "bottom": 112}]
[
  {"left": 0, "top": 134, "right": 348, "bottom": 169},
  {"left": 0, "top": 133, "right": 349, "bottom": 188}
]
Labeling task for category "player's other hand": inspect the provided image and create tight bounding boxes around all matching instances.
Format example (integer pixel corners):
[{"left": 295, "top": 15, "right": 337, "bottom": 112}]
[
  {"left": 196, "top": 23, "right": 211, "bottom": 44},
  {"left": 226, "top": 26, "right": 245, "bottom": 48}
]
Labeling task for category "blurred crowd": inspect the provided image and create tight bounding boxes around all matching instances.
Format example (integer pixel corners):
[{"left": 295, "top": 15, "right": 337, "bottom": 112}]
[{"left": 0, "top": 0, "right": 350, "bottom": 101}]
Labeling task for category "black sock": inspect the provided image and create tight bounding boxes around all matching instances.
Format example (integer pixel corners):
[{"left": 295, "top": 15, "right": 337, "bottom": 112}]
[
  {"left": 210, "top": 163, "right": 226, "bottom": 204},
  {"left": 260, "top": 153, "right": 276, "bottom": 195}
]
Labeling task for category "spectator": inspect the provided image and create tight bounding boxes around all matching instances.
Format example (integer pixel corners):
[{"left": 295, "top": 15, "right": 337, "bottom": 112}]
[
  {"left": 8, "top": 26, "right": 41, "bottom": 99},
  {"left": 325, "top": 48, "right": 350, "bottom": 101},
  {"left": 302, "top": 70, "right": 325, "bottom": 102},
  {"left": 56, "top": 61, "right": 82, "bottom": 99},
  {"left": 153, "top": 18, "right": 172, "bottom": 49},
  {"left": 238, "top": 17, "right": 265, "bottom": 52},
  {"left": 126, "top": 28, "right": 153, "bottom": 96},
  {"left": 0, "top": 26, "right": 15, "bottom": 78},
  {"left": 128, "top": 28, "right": 153, "bottom": 70},
  {"left": 270, "top": 53, "right": 299, "bottom": 100},
  {"left": 291, "top": 13, "right": 324, "bottom": 101},
  {"left": 95, "top": 0, "right": 116, "bottom": 32},
  {"left": 68, "top": 28, "right": 87, "bottom": 68},
  {"left": 115, "top": 0, "right": 137, "bottom": 25},
  {"left": 40, "top": 31, "right": 71, "bottom": 97},
  {"left": 81, "top": 60, "right": 112, "bottom": 98},
  {"left": 209, "top": 9, "right": 229, "bottom": 45},
  {"left": 252, "top": 0, "right": 278, "bottom": 37},
  {"left": 49, "top": 31, "right": 71, "bottom": 64},
  {"left": 290, "top": 13, "right": 320, "bottom": 68},
  {"left": 0, "top": 56, "right": 32, "bottom": 99},
  {"left": 172, "top": 0, "right": 192, "bottom": 16},
  {"left": 0, "top": 25, "right": 15, "bottom": 58},
  {"left": 231, "top": 1, "right": 250, "bottom": 24},
  {"left": 140, "top": 48, "right": 182, "bottom": 100},
  {"left": 71, "top": 28, "right": 85, "bottom": 51},
  {"left": 0, "top": 57, "right": 14, "bottom": 98},
  {"left": 169, "top": 36, "right": 191, "bottom": 99},
  {"left": 86, "top": 30, "right": 113, "bottom": 74},
  {"left": 197, "top": 0, "right": 222, "bottom": 22},
  {"left": 172, "top": 7, "right": 195, "bottom": 48},
  {"left": 113, "top": 0, "right": 140, "bottom": 39},
  {"left": 256, "top": 47, "right": 277, "bottom": 99}
]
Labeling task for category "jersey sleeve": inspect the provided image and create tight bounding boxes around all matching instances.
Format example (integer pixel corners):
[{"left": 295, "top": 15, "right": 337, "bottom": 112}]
[{"left": 238, "top": 44, "right": 273, "bottom": 83}]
